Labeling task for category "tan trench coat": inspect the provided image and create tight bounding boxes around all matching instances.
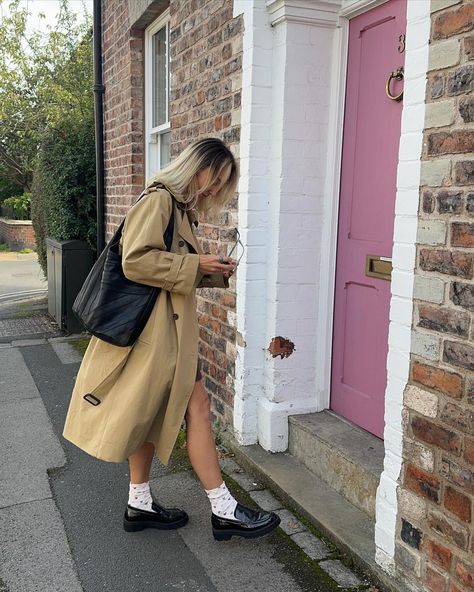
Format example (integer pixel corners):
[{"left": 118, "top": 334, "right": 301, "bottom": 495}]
[{"left": 62, "top": 186, "right": 227, "bottom": 465}]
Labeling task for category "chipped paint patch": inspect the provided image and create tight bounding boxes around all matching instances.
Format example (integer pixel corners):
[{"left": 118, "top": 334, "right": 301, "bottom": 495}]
[{"left": 268, "top": 337, "right": 295, "bottom": 359}]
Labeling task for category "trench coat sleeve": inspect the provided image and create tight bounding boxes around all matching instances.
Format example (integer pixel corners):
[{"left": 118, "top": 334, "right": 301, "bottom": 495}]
[
  {"left": 197, "top": 273, "right": 229, "bottom": 289},
  {"left": 121, "top": 189, "right": 200, "bottom": 295}
]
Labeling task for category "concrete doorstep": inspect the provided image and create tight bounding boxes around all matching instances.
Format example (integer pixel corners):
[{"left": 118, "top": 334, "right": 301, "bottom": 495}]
[{"left": 221, "top": 431, "right": 409, "bottom": 592}]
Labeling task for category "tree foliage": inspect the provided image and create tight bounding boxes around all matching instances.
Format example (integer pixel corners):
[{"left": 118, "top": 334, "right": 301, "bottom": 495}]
[{"left": 0, "top": 0, "right": 93, "bottom": 191}]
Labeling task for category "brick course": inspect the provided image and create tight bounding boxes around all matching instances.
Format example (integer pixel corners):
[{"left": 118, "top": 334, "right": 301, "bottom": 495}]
[
  {"left": 0, "top": 218, "right": 36, "bottom": 251},
  {"left": 102, "top": 0, "right": 242, "bottom": 426},
  {"left": 399, "top": 1, "right": 474, "bottom": 590}
]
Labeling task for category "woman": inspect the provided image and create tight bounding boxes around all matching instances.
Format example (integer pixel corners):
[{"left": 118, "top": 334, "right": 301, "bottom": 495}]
[{"left": 63, "top": 138, "right": 280, "bottom": 541}]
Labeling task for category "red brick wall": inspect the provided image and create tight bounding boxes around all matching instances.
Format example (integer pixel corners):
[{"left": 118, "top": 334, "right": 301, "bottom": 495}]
[
  {"left": 396, "top": 2, "right": 474, "bottom": 591},
  {"left": 169, "top": 0, "right": 242, "bottom": 426},
  {"left": 102, "top": 1, "right": 145, "bottom": 238},
  {"left": 0, "top": 218, "right": 36, "bottom": 250},
  {"left": 102, "top": 0, "right": 242, "bottom": 426}
]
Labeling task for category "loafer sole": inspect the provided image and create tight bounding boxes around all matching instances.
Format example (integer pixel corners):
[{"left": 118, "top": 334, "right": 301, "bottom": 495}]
[
  {"left": 212, "top": 513, "right": 281, "bottom": 541},
  {"left": 123, "top": 514, "right": 189, "bottom": 532}
]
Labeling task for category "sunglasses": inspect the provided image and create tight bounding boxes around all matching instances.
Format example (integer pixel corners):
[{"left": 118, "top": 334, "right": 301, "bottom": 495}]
[{"left": 219, "top": 228, "right": 244, "bottom": 266}]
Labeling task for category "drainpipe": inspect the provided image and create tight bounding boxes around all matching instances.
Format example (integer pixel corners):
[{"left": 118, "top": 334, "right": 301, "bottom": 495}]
[{"left": 93, "top": 0, "right": 105, "bottom": 255}]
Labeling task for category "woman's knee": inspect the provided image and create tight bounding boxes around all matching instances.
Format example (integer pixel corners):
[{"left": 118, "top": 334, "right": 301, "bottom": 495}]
[{"left": 186, "top": 382, "right": 211, "bottom": 421}]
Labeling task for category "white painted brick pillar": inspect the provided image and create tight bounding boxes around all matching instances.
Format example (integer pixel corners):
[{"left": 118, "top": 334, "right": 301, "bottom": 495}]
[
  {"left": 233, "top": 0, "right": 340, "bottom": 451},
  {"left": 374, "top": 0, "right": 432, "bottom": 574}
]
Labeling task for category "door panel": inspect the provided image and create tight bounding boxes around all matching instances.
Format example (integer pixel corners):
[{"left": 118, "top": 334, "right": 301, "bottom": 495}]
[{"left": 330, "top": 0, "right": 407, "bottom": 439}]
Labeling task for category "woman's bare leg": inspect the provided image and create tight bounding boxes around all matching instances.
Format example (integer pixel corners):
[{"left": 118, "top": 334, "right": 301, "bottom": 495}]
[
  {"left": 128, "top": 441, "right": 155, "bottom": 484},
  {"left": 185, "top": 379, "right": 223, "bottom": 490}
]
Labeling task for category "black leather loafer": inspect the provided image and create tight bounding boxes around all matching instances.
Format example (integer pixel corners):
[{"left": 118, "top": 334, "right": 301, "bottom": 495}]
[
  {"left": 123, "top": 501, "right": 189, "bottom": 532},
  {"left": 212, "top": 503, "right": 281, "bottom": 541}
]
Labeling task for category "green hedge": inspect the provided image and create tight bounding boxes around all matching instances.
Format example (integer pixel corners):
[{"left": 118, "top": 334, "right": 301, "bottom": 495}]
[{"left": 31, "top": 116, "right": 97, "bottom": 276}]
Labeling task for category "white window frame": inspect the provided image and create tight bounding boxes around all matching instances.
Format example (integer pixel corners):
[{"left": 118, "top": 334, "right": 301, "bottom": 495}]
[{"left": 145, "top": 10, "right": 171, "bottom": 181}]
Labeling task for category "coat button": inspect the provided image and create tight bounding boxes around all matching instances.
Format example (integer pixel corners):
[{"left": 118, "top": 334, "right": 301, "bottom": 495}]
[
  {"left": 172, "top": 313, "right": 179, "bottom": 320},
  {"left": 178, "top": 240, "right": 185, "bottom": 247}
]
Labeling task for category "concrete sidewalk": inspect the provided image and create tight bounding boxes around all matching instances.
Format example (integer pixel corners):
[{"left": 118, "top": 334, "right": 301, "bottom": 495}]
[{"left": 0, "top": 318, "right": 374, "bottom": 591}]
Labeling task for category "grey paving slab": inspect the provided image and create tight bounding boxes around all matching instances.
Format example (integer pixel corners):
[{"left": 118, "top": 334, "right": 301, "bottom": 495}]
[
  {"left": 155, "top": 472, "right": 314, "bottom": 592},
  {"left": 0, "top": 396, "right": 66, "bottom": 508},
  {"left": 290, "top": 532, "right": 331, "bottom": 561},
  {"left": 221, "top": 461, "right": 265, "bottom": 492},
  {"left": 22, "top": 344, "right": 217, "bottom": 592},
  {"left": 10, "top": 337, "right": 47, "bottom": 346},
  {"left": 0, "top": 347, "right": 40, "bottom": 402},
  {"left": 249, "top": 489, "right": 284, "bottom": 511},
  {"left": 219, "top": 457, "right": 240, "bottom": 473},
  {"left": 319, "top": 560, "right": 362, "bottom": 588},
  {"left": 50, "top": 341, "right": 83, "bottom": 364},
  {"left": 0, "top": 499, "right": 83, "bottom": 592},
  {"left": 275, "top": 509, "right": 307, "bottom": 535}
]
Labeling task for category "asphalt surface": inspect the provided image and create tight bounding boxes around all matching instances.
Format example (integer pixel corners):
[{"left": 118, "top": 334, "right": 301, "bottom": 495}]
[
  {"left": 0, "top": 256, "right": 46, "bottom": 298},
  {"left": 11, "top": 342, "right": 342, "bottom": 592},
  {"left": 0, "top": 284, "right": 366, "bottom": 592}
]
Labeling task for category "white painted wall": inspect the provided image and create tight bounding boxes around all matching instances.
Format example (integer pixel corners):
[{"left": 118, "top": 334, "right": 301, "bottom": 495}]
[{"left": 233, "top": 0, "right": 340, "bottom": 451}]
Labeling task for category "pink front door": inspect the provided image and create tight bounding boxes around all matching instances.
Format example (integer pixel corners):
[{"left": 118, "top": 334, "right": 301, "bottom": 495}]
[{"left": 330, "top": 0, "right": 407, "bottom": 439}]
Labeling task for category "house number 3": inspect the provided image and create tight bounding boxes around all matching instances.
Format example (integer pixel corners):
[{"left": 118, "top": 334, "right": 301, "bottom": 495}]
[{"left": 398, "top": 34, "right": 406, "bottom": 53}]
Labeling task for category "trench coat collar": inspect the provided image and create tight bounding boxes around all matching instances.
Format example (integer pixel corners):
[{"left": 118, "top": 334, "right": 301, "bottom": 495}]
[{"left": 177, "top": 206, "right": 200, "bottom": 254}]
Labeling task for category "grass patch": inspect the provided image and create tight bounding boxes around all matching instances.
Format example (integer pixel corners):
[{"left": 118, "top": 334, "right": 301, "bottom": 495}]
[
  {"left": 0, "top": 243, "right": 9, "bottom": 251},
  {"left": 69, "top": 337, "right": 91, "bottom": 356},
  {"left": 19, "top": 247, "right": 33, "bottom": 254}
]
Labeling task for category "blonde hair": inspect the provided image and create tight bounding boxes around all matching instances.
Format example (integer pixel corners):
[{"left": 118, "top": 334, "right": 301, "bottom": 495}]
[{"left": 146, "top": 137, "right": 238, "bottom": 217}]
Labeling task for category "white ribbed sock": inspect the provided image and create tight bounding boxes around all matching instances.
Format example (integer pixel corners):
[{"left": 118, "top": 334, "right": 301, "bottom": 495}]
[
  {"left": 128, "top": 481, "right": 156, "bottom": 512},
  {"left": 205, "top": 481, "right": 238, "bottom": 519}
]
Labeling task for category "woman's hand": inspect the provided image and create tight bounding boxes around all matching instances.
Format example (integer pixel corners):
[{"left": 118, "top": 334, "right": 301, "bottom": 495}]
[{"left": 199, "top": 255, "right": 236, "bottom": 275}]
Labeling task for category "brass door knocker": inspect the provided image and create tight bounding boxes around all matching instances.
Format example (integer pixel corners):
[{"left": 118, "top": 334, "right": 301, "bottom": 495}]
[{"left": 386, "top": 66, "right": 404, "bottom": 102}]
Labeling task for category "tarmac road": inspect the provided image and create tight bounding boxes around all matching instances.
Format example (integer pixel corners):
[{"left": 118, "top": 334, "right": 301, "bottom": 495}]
[{"left": 0, "top": 254, "right": 46, "bottom": 299}]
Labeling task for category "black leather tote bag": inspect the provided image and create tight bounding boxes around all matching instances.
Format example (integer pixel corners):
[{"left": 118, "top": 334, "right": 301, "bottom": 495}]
[{"left": 72, "top": 194, "right": 175, "bottom": 347}]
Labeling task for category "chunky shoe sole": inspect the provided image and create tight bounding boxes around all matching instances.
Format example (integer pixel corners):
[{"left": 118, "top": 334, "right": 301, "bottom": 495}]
[
  {"left": 123, "top": 514, "right": 189, "bottom": 532},
  {"left": 212, "top": 513, "right": 281, "bottom": 541}
]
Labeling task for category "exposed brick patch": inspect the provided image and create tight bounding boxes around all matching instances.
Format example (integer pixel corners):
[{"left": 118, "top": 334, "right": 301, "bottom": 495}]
[
  {"left": 450, "top": 282, "right": 474, "bottom": 311},
  {"left": 412, "top": 361, "right": 464, "bottom": 399},
  {"left": 428, "top": 510, "right": 470, "bottom": 550},
  {"left": 443, "top": 340, "right": 474, "bottom": 372},
  {"left": 424, "top": 539, "right": 453, "bottom": 571},
  {"left": 432, "top": 4, "right": 474, "bottom": 40},
  {"left": 451, "top": 223, "right": 474, "bottom": 247},
  {"left": 405, "top": 463, "right": 441, "bottom": 503},
  {"left": 419, "top": 249, "right": 473, "bottom": 278},
  {"left": 418, "top": 304, "right": 469, "bottom": 337},
  {"left": 444, "top": 485, "right": 472, "bottom": 523},
  {"left": 411, "top": 416, "right": 461, "bottom": 454},
  {"left": 427, "top": 131, "right": 474, "bottom": 156},
  {"left": 401, "top": 517, "right": 423, "bottom": 549}
]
